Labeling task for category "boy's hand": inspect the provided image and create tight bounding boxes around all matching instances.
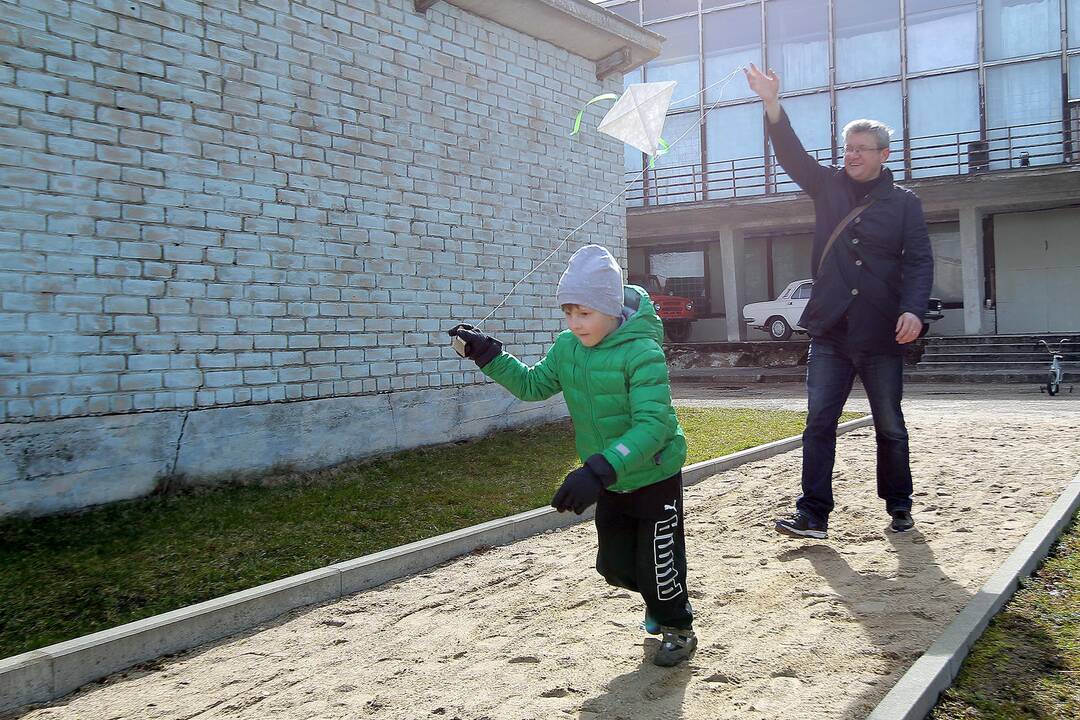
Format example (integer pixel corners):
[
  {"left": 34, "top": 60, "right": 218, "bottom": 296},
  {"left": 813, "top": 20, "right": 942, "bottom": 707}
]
[
  {"left": 448, "top": 324, "right": 503, "bottom": 368},
  {"left": 552, "top": 455, "right": 616, "bottom": 514}
]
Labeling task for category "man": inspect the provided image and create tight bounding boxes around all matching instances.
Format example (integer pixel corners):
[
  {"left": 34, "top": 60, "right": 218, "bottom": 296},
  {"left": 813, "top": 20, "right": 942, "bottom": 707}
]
[{"left": 744, "top": 64, "right": 934, "bottom": 539}]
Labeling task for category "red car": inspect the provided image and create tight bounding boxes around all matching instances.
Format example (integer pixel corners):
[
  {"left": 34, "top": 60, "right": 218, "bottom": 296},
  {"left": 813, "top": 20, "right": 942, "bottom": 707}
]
[{"left": 629, "top": 274, "right": 697, "bottom": 342}]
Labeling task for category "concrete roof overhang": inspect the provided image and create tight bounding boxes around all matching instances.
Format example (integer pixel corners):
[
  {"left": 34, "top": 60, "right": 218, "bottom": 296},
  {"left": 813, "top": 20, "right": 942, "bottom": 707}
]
[
  {"left": 626, "top": 165, "right": 1080, "bottom": 241},
  {"left": 435, "top": 0, "right": 663, "bottom": 77}
]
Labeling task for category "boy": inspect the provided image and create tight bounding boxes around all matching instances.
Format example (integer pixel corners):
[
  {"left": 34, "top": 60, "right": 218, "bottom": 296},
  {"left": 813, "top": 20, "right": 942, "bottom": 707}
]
[{"left": 448, "top": 244, "right": 697, "bottom": 667}]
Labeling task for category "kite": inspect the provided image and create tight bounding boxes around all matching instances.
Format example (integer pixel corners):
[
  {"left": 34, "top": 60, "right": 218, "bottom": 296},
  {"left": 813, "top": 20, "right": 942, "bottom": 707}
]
[{"left": 571, "top": 81, "right": 676, "bottom": 164}]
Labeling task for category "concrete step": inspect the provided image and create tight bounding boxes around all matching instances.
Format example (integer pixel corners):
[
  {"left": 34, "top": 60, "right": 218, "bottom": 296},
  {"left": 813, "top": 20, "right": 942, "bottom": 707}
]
[
  {"left": 671, "top": 366, "right": 1080, "bottom": 386},
  {"left": 924, "top": 334, "right": 1079, "bottom": 346},
  {"left": 919, "top": 352, "right": 1080, "bottom": 363},
  {"left": 905, "top": 370, "right": 1080, "bottom": 385},
  {"left": 917, "top": 361, "right": 1080, "bottom": 372},
  {"left": 922, "top": 344, "right": 1080, "bottom": 356}
]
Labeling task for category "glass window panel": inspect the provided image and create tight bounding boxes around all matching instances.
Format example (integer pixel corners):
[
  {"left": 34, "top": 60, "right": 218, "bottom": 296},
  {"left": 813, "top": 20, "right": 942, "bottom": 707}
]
[
  {"left": 645, "top": 16, "right": 700, "bottom": 110},
  {"left": 649, "top": 251, "right": 707, "bottom": 307},
  {"left": 835, "top": 0, "right": 901, "bottom": 82},
  {"left": 704, "top": 0, "right": 756, "bottom": 8},
  {"left": 928, "top": 224, "right": 963, "bottom": 304},
  {"left": 1071, "top": 0, "right": 1080, "bottom": 47},
  {"left": 704, "top": 5, "right": 762, "bottom": 102},
  {"left": 766, "top": 0, "right": 828, "bottom": 91},
  {"left": 837, "top": 82, "right": 904, "bottom": 179},
  {"left": 773, "top": 237, "right": 814, "bottom": 290},
  {"left": 906, "top": 0, "right": 978, "bottom": 72},
  {"left": 772, "top": 92, "right": 832, "bottom": 192},
  {"left": 986, "top": 59, "right": 1063, "bottom": 167},
  {"left": 705, "top": 102, "right": 764, "bottom": 198},
  {"left": 742, "top": 238, "right": 770, "bottom": 304},
  {"left": 986, "top": 0, "right": 1060, "bottom": 60},
  {"left": 647, "top": 112, "right": 702, "bottom": 204},
  {"left": 1071, "top": 55, "right": 1080, "bottom": 98},
  {"left": 609, "top": 1, "right": 640, "bottom": 23},
  {"left": 909, "top": 71, "right": 981, "bottom": 176},
  {"left": 643, "top": 0, "right": 697, "bottom": 22}
]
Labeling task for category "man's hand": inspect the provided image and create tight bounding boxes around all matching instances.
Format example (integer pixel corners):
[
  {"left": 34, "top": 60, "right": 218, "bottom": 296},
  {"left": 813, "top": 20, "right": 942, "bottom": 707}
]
[
  {"left": 743, "top": 63, "right": 781, "bottom": 123},
  {"left": 895, "top": 312, "right": 922, "bottom": 344}
]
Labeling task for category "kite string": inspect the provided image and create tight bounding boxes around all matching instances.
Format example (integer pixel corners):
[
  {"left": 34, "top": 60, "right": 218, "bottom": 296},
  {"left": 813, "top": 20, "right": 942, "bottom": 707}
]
[{"left": 474, "top": 64, "right": 745, "bottom": 330}]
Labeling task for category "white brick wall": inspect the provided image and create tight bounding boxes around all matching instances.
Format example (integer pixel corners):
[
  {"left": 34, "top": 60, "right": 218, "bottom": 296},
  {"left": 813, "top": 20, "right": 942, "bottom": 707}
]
[{"left": 0, "top": 0, "right": 626, "bottom": 423}]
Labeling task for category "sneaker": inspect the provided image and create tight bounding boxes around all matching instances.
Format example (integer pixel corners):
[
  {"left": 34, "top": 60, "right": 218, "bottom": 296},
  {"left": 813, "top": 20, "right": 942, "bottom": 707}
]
[
  {"left": 774, "top": 511, "right": 828, "bottom": 539},
  {"left": 640, "top": 609, "right": 661, "bottom": 635},
  {"left": 653, "top": 626, "right": 697, "bottom": 667},
  {"left": 890, "top": 510, "right": 915, "bottom": 533}
]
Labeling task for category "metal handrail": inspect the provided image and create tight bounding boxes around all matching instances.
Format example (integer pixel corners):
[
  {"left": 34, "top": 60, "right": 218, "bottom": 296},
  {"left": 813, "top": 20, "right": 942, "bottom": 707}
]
[{"left": 627, "top": 118, "right": 1077, "bottom": 207}]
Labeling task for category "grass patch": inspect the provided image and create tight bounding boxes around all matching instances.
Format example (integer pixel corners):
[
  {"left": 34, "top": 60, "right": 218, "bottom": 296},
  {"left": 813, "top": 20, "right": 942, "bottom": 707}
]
[
  {"left": 931, "top": 513, "right": 1080, "bottom": 720},
  {"left": 0, "top": 406, "right": 857, "bottom": 659}
]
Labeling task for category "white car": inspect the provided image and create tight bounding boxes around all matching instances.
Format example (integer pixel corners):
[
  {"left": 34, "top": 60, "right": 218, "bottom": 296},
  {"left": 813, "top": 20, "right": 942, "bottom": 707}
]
[{"left": 742, "top": 279, "right": 813, "bottom": 341}]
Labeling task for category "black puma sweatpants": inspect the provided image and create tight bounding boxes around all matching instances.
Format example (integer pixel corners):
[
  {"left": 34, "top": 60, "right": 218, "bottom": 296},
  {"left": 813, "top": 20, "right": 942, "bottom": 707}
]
[{"left": 593, "top": 472, "right": 693, "bottom": 629}]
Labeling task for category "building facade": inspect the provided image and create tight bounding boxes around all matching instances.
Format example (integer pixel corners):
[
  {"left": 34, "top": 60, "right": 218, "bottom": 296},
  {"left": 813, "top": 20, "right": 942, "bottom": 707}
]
[
  {"left": 600, "top": 0, "right": 1080, "bottom": 341},
  {"left": 0, "top": 0, "right": 660, "bottom": 516}
]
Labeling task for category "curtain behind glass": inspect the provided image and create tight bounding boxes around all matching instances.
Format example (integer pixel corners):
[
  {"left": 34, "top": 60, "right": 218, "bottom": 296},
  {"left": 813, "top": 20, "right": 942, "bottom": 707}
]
[
  {"left": 766, "top": 0, "right": 829, "bottom": 91},
  {"left": 1071, "top": 55, "right": 1080, "bottom": 98},
  {"left": 1071, "top": 0, "right": 1080, "bottom": 46},
  {"left": 705, "top": 102, "right": 764, "bottom": 198},
  {"left": 837, "top": 83, "right": 905, "bottom": 178},
  {"left": 909, "top": 71, "right": 980, "bottom": 176},
  {"left": 643, "top": 0, "right": 697, "bottom": 22},
  {"left": 928, "top": 225, "right": 963, "bottom": 303},
  {"left": 906, "top": 0, "right": 978, "bottom": 72},
  {"left": 772, "top": 92, "right": 832, "bottom": 192},
  {"left": 835, "top": 0, "right": 901, "bottom": 82},
  {"left": 646, "top": 16, "right": 700, "bottom": 110},
  {"left": 647, "top": 111, "right": 702, "bottom": 204},
  {"left": 704, "top": 5, "right": 762, "bottom": 102},
  {"left": 986, "top": 59, "right": 1063, "bottom": 167},
  {"left": 985, "top": 0, "right": 1060, "bottom": 60}
]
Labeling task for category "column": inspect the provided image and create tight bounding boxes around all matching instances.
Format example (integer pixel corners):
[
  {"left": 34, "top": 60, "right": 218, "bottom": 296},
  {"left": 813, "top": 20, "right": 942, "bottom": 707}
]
[
  {"left": 719, "top": 226, "right": 746, "bottom": 342},
  {"left": 958, "top": 206, "right": 985, "bottom": 336}
]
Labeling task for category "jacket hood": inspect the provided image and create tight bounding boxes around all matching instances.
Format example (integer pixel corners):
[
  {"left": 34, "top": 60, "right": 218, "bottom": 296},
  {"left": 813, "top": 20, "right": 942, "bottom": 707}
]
[{"left": 595, "top": 285, "right": 663, "bottom": 348}]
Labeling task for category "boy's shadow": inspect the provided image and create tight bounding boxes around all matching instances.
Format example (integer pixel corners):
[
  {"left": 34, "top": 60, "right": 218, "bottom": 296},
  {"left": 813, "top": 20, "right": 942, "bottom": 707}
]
[
  {"left": 576, "top": 639, "right": 692, "bottom": 720},
  {"left": 778, "top": 529, "right": 972, "bottom": 719}
]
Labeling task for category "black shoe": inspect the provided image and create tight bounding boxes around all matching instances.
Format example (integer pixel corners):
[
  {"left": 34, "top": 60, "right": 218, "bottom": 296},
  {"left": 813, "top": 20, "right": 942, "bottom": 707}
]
[
  {"left": 774, "top": 511, "right": 828, "bottom": 539},
  {"left": 653, "top": 626, "right": 697, "bottom": 667},
  {"left": 890, "top": 510, "right": 915, "bottom": 533}
]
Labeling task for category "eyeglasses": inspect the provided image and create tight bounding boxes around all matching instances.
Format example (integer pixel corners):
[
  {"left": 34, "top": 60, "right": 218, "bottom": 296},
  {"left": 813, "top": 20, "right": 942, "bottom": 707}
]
[{"left": 844, "top": 145, "right": 886, "bottom": 155}]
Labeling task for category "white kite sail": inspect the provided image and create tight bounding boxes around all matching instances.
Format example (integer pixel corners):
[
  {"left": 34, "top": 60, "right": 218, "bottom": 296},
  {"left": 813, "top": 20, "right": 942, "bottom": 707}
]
[{"left": 595, "top": 80, "right": 677, "bottom": 156}]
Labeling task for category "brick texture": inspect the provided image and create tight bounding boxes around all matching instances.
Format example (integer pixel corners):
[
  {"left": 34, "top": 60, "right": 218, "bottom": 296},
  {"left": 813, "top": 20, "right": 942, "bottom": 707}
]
[{"left": 0, "top": 0, "right": 625, "bottom": 422}]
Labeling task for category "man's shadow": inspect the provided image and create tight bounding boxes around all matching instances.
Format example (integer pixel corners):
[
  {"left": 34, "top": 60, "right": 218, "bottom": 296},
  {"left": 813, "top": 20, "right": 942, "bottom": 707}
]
[
  {"left": 778, "top": 529, "right": 972, "bottom": 719},
  {"left": 576, "top": 638, "right": 692, "bottom": 720}
]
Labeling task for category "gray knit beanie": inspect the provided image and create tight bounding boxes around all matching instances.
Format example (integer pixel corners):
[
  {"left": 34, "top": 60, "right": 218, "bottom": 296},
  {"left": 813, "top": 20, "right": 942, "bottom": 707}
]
[{"left": 556, "top": 244, "right": 624, "bottom": 317}]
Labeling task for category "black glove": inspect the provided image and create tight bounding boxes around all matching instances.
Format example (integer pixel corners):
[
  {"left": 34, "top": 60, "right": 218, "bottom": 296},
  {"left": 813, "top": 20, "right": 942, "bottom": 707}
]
[
  {"left": 551, "top": 454, "right": 617, "bottom": 514},
  {"left": 448, "top": 323, "right": 503, "bottom": 368}
]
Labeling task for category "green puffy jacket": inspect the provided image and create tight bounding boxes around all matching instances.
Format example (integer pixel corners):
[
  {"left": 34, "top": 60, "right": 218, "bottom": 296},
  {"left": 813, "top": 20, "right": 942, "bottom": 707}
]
[{"left": 481, "top": 285, "right": 687, "bottom": 492}]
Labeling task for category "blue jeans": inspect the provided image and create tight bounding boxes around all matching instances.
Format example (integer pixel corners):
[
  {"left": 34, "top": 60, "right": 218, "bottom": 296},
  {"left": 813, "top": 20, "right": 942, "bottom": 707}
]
[{"left": 798, "top": 338, "right": 913, "bottom": 523}]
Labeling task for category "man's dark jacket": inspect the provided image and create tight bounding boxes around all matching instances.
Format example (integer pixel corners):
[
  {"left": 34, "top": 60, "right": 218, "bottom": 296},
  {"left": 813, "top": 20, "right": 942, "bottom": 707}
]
[{"left": 768, "top": 109, "right": 934, "bottom": 354}]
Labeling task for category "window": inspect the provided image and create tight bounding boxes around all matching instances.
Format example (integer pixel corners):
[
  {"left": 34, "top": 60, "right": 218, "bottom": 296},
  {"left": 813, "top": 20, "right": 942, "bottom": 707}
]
[
  {"left": 743, "top": 239, "right": 770, "bottom": 304},
  {"left": 986, "top": 0, "right": 1060, "bottom": 61},
  {"left": 835, "top": 0, "right": 901, "bottom": 82},
  {"left": 906, "top": 0, "right": 978, "bottom": 72},
  {"left": 1071, "top": 0, "right": 1080, "bottom": 47},
  {"left": 772, "top": 92, "right": 833, "bottom": 192},
  {"left": 1071, "top": 55, "right": 1080, "bottom": 99},
  {"left": 909, "top": 71, "right": 981, "bottom": 176},
  {"left": 649, "top": 250, "right": 707, "bottom": 306},
  {"left": 837, "top": 82, "right": 905, "bottom": 178},
  {"left": 609, "top": 1, "right": 640, "bottom": 23},
  {"left": 647, "top": 112, "right": 702, "bottom": 204},
  {"left": 643, "top": 0, "right": 697, "bottom": 22},
  {"left": 645, "top": 16, "right": 700, "bottom": 110},
  {"left": 986, "top": 59, "right": 1063, "bottom": 167},
  {"left": 705, "top": 102, "right": 764, "bottom": 198},
  {"left": 766, "top": 0, "right": 829, "bottom": 91},
  {"left": 792, "top": 282, "right": 813, "bottom": 300},
  {"left": 704, "top": 5, "right": 762, "bottom": 103},
  {"left": 929, "top": 224, "right": 963, "bottom": 304}
]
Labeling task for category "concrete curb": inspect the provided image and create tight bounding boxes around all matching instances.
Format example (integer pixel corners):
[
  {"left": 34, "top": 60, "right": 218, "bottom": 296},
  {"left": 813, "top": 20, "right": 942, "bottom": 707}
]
[
  {"left": 0, "top": 416, "right": 873, "bottom": 714},
  {"left": 867, "top": 469, "right": 1080, "bottom": 720}
]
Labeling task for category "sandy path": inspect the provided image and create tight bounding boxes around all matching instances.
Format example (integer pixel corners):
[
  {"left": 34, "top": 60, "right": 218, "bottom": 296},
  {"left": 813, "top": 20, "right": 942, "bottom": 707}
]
[{"left": 17, "top": 388, "right": 1080, "bottom": 720}]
